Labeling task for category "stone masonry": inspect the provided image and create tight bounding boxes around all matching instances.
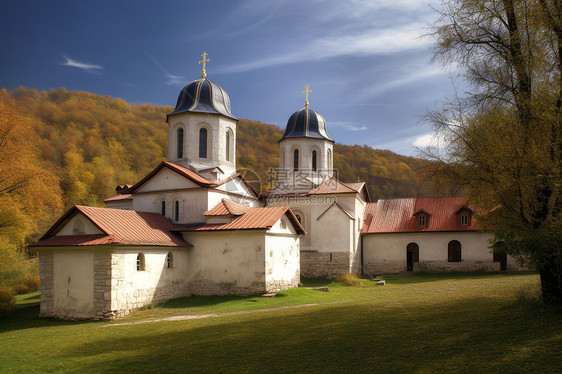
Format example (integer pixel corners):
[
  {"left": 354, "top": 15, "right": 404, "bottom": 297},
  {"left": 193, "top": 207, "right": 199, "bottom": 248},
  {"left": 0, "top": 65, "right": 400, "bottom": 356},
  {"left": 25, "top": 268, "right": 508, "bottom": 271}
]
[{"left": 38, "top": 250, "right": 54, "bottom": 317}]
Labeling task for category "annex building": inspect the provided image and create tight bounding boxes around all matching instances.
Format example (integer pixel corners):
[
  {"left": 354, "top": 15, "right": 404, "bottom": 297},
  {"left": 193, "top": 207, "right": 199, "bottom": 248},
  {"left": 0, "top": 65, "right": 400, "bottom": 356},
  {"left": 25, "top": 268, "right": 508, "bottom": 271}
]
[{"left": 33, "top": 54, "right": 520, "bottom": 320}]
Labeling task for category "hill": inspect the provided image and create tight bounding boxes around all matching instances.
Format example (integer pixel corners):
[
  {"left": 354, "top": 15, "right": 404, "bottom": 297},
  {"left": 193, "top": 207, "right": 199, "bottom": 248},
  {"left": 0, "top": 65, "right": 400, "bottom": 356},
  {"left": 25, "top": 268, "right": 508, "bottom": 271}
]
[{"left": 1, "top": 86, "right": 432, "bottom": 240}]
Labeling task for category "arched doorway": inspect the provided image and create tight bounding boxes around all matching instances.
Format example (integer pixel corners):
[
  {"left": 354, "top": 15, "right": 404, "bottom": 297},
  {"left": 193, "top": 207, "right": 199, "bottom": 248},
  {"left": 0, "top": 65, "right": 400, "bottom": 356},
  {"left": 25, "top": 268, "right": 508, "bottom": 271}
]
[{"left": 406, "top": 243, "right": 419, "bottom": 272}]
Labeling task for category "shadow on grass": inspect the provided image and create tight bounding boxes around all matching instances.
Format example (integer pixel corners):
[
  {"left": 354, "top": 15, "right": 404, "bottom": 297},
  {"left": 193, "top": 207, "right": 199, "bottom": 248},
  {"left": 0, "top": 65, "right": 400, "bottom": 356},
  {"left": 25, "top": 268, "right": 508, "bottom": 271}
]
[
  {"left": 63, "top": 293, "right": 562, "bottom": 374},
  {"left": 157, "top": 292, "right": 291, "bottom": 309},
  {"left": 379, "top": 271, "right": 539, "bottom": 285},
  {"left": 0, "top": 304, "right": 90, "bottom": 334}
]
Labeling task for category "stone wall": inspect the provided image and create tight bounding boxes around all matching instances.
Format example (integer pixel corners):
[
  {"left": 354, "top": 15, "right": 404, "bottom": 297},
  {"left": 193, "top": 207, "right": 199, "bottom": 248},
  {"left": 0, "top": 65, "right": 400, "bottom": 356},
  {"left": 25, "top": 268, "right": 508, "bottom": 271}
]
[
  {"left": 38, "top": 250, "right": 54, "bottom": 317},
  {"left": 300, "top": 251, "right": 352, "bottom": 278},
  {"left": 93, "top": 251, "right": 112, "bottom": 319},
  {"left": 415, "top": 260, "right": 500, "bottom": 273},
  {"left": 266, "top": 269, "right": 300, "bottom": 293}
]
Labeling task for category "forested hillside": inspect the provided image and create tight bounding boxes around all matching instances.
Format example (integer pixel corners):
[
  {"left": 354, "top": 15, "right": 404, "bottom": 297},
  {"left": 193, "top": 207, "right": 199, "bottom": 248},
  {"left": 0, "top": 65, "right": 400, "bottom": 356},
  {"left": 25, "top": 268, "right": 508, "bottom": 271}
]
[{"left": 1, "top": 86, "right": 432, "bottom": 245}]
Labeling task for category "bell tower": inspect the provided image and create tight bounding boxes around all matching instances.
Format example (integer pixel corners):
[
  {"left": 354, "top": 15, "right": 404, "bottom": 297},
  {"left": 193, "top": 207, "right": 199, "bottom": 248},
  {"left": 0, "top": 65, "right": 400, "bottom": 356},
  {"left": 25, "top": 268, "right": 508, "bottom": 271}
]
[
  {"left": 166, "top": 52, "right": 237, "bottom": 182},
  {"left": 277, "top": 85, "right": 334, "bottom": 192}
]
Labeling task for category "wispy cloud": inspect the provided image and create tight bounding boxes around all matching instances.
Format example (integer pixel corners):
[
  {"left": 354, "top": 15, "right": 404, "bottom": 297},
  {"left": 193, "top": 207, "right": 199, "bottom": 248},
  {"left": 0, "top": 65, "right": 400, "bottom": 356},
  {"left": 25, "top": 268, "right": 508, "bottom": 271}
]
[
  {"left": 412, "top": 132, "right": 448, "bottom": 149},
  {"left": 333, "top": 122, "right": 368, "bottom": 131},
  {"left": 147, "top": 52, "right": 184, "bottom": 86},
  {"left": 60, "top": 56, "right": 102, "bottom": 73}
]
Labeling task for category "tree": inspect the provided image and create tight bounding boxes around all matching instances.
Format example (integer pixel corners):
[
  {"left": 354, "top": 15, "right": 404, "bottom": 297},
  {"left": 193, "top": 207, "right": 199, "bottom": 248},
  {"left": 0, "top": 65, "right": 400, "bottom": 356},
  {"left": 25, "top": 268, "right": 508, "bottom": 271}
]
[
  {"left": 425, "top": 0, "right": 562, "bottom": 304},
  {"left": 0, "top": 90, "right": 62, "bottom": 246}
]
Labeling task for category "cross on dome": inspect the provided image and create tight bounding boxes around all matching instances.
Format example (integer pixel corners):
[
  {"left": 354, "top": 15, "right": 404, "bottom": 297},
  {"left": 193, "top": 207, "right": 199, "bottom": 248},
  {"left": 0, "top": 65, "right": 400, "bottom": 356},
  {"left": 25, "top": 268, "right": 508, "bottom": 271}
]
[
  {"left": 199, "top": 51, "right": 210, "bottom": 79},
  {"left": 302, "top": 84, "right": 311, "bottom": 109}
]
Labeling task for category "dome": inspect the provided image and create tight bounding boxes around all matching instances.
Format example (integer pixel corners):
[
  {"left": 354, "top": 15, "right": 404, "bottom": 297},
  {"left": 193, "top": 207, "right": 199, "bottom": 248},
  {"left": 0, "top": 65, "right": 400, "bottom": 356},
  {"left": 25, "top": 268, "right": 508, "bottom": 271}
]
[
  {"left": 168, "top": 79, "right": 236, "bottom": 120},
  {"left": 280, "top": 108, "right": 333, "bottom": 142}
]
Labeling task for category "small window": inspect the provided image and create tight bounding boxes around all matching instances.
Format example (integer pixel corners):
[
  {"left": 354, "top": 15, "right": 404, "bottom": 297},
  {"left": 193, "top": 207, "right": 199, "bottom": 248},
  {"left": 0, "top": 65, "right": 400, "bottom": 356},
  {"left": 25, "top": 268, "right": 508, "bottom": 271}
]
[
  {"left": 293, "top": 149, "right": 299, "bottom": 171},
  {"left": 137, "top": 253, "right": 146, "bottom": 271},
  {"left": 199, "top": 128, "right": 208, "bottom": 158},
  {"left": 327, "top": 149, "right": 332, "bottom": 170},
  {"left": 226, "top": 131, "right": 230, "bottom": 162},
  {"left": 295, "top": 214, "right": 302, "bottom": 224},
  {"left": 174, "top": 200, "right": 179, "bottom": 222},
  {"left": 166, "top": 252, "right": 173, "bottom": 269},
  {"left": 161, "top": 201, "right": 166, "bottom": 216},
  {"left": 177, "top": 128, "right": 184, "bottom": 158},
  {"left": 448, "top": 240, "right": 462, "bottom": 262},
  {"left": 459, "top": 212, "right": 471, "bottom": 226},
  {"left": 312, "top": 150, "right": 317, "bottom": 171},
  {"left": 418, "top": 214, "right": 428, "bottom": 228}
]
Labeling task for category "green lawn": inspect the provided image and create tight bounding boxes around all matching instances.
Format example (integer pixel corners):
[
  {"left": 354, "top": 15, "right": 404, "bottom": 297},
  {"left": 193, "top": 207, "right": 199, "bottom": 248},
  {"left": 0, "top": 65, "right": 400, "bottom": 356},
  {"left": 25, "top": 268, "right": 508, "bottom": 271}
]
[{"left": 1, "top": 272, "right": 561, "bottom": 373}]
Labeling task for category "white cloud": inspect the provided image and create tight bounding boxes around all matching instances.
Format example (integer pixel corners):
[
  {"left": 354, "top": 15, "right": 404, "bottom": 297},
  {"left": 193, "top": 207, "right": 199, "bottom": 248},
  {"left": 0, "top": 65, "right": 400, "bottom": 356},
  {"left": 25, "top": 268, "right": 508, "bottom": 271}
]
[
  {"left": 412, "top": 132, "right": 448, "bottom": 149},
  {"left": 147, "top": 52, "right": 185, "bottom": 86},
  {"left": 60, "top": 56, "right": 102, "bottom": 73}
]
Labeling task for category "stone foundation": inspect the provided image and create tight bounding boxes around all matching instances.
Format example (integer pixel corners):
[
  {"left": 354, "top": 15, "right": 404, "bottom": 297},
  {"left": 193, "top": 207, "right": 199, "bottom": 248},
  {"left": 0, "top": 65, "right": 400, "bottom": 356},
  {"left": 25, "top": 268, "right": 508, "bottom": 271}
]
[
  {"left": 300, "top": 251, "right": 355, "bottom": 278},
  {"left": 189, "top": 279, "right": 266, "bottom": 296},
  {"left": 266, "top": 269, "right": 300, "bottom": 293},
  {"left": 415, "top": 260, "right": 500, "bottom": 272}
]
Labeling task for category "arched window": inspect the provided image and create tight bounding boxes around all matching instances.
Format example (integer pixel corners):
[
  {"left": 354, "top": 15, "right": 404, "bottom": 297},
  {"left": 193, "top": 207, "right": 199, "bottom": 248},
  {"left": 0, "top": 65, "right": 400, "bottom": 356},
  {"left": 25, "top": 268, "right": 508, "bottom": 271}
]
[
  {"left": 327, "top": 149, "right": 332, "bottom": 170},
  {"left": 312, "top": 150, "right": 317, "bottom": 171},
  {"left": 199, "top": 128, "right": 208, "bottom": 158},
  {"left": 293, "top": 149, "right": 299, "bottom": 171},
  {"left": 161, "top": 201, "right": 166, "bottom": 216},
  {"left": 166, "top": 252, "right": 173, "bottom": 269},
  {"left": 177, "top": 128, "right": 184, "bottom": 158},
  {"left": 174, "top": 200, "right": 179, "bottom": 222},
  {"left": 448, "top": 240, "right": 462, "bottom": 262},
  {"left": 280, "top": 149, "right": 285, "bottom": 169},
  {"left": 226, "top": 131, "right": 230, "bottom": 162},
  {"left": 295, "top": 214, "right": 302, "bottom": 224},
  {"left": 136, "top": 253, "right": 145, "bottom": 271}
]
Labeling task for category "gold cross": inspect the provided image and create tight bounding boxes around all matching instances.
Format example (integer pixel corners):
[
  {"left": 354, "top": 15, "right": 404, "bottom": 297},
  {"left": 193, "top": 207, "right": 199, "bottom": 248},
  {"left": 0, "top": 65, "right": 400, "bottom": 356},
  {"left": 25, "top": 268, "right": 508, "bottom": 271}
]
[
  {"left": 199, "top": 51, "right": 210, "bottom": 79},
  {"left": 302, "top": 84, "right": 311, "bottom": 108}
]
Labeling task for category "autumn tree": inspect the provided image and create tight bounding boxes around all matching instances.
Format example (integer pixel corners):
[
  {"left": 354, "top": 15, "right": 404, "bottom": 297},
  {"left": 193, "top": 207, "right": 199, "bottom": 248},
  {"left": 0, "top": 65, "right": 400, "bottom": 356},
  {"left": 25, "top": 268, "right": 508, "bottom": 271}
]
[
  {"left": 426, "top": 0, "right": 562, "bottom": 303},
  {"left": 0, "top": 90, "right": 63, "bottom": 246}
]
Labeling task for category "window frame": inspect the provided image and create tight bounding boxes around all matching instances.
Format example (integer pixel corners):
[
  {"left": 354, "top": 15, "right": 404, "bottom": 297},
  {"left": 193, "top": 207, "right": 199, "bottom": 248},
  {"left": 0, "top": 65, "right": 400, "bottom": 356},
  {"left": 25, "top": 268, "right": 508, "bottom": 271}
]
[{"left": 136, "top": 253, "right": 146, "bottom": 271}]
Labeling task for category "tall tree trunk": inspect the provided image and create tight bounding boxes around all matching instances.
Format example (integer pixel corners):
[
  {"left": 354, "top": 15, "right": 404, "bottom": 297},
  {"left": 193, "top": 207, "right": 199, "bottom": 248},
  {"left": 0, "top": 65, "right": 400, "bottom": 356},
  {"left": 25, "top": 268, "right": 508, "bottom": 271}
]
[{"left": 538, "top": 257, "right": 562, "bottom": 304}]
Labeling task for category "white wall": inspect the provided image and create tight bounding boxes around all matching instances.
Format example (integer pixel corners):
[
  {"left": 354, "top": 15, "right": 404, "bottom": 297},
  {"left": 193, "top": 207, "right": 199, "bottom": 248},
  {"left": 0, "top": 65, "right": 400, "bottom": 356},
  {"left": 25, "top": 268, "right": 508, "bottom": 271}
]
[
  {"left": 112, "top": 248, "right": 191, "bottom": 312},
  {"left": 56, "top": 214, "right": 102, "bottom": 235},
  {"left": 53, "top": 248, "right": 94, "bottom": 318},
  {"left": 265, "top": 216, "right": 301, "bottom": 292},
  {"left": 362, "top": 231, "right": 498, "bottom": 275},
  {"left": 183, "top": 231, "right": 267, "bottom": 295}
]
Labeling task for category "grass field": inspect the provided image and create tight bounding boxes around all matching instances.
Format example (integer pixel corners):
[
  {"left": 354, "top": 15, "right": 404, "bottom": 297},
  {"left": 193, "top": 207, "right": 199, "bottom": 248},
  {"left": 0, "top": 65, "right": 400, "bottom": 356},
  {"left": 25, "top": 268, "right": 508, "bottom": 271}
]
[{"left": 1, "top": 272, "right": 561, "bottom": 373}]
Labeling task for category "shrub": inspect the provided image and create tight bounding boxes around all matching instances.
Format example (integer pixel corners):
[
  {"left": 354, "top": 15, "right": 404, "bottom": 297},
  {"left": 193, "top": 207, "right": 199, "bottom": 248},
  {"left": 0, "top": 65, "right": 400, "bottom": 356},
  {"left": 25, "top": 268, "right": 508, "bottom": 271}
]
[
  {"left": 335, "top": 274, "right": 363, "bottom": 286},
  {"left": 0, "top": 286, "right": 16, "bottom": 312},
  {"left": 16, "top": 273, "right": 40, "bottom": 295}
]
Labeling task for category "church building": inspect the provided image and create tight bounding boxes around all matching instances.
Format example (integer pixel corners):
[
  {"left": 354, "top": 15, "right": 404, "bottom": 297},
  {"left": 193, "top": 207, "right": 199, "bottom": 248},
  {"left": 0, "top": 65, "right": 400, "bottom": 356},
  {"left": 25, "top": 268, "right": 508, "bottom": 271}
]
[{"left": 33, "top": 53, "right": 522, "bottom": 320}]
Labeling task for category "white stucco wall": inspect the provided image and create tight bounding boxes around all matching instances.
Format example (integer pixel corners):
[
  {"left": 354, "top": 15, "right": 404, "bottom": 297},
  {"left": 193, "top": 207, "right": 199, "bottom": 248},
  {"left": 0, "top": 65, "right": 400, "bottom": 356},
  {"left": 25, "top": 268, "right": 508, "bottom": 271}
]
[
  {"left": 182, "top": 231, "right": 268, "bottom": 295},
  {"left": 265, "top": 216, "right": 300, "bottom": 292},
  {"left": 168, "top": 113, "right": 237, "bottom": 179},
  {"left": 111, "top": 248, "right": 191, "bottom": 312},
  {"left": 104, "top": 199, "right": 133, "bottom": 210},
  {"left": 362, "top": 231, "right": 499, "bottom": 275},
  {"left": 57, "top": 214, "right": 102, "bottom": 235},
  {"left": 53, "top": 248, "right": 94, "bottom": 318}
]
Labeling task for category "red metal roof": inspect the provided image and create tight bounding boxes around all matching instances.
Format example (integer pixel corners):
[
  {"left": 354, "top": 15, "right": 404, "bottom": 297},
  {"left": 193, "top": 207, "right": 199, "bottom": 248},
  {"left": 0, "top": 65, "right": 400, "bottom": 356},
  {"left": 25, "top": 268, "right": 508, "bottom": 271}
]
[
  {"left": 103, "top": 194, "right": 133, "bottom": 202},
  {"left": 363, "top": 197, "right": 479, "bottom": 234},
  {"left": 204, "top": 198, "right": 250, "bottom": 216},
  {"left": 120, "top": 162, "right": 258, "bottom": 198},
  {"left": 174, "top": 206, "right": 305, "bottom": 235},
  {"left": 34, "top": 205, "right": 192, "bottom": 247}
]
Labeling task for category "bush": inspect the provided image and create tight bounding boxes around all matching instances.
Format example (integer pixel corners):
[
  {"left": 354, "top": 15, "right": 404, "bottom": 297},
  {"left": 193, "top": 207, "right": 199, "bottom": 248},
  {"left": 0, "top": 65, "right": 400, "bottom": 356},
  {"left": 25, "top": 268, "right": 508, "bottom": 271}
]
[
  {"left": 335, "top": 274, "right": 363, "bottom": 286},
  {"left": 0, "top": 286, "right": 16, "bottom": 312},
  {"left": 16, "top": 273, "right": 40, "bottom": 295}
]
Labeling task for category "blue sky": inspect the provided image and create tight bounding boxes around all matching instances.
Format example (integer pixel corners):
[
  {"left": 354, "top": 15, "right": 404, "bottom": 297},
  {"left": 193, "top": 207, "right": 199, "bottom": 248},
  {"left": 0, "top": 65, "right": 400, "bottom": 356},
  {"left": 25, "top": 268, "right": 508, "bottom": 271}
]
[{"left": 0, "top": 0, "right": 454, "bottom": 156}]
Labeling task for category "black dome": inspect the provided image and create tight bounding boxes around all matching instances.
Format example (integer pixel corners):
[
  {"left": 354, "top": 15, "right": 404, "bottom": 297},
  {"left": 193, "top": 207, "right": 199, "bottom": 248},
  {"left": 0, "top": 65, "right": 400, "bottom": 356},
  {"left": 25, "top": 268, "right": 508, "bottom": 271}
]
[
  {"left": 168, "top": 79, "right": 236, "bottom": 119},
  {"left": 280, "top": 108, "right": 333, "bottom": 142}
]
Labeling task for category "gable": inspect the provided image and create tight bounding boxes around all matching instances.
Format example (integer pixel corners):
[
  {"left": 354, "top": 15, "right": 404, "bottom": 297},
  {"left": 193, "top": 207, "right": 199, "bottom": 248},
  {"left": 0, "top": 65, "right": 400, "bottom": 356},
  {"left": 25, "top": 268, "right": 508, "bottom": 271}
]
[
  {"left": 215, "top": 176, "right": 258, "bottom": 198},
  {"left": 135, "top": 168, "right": 200, "bottom": 193},
  {"left": 317, "top": 203, "right": 355, "bottom": 222},
  {"left": 54, "top": 213, "right": 103, "bottom": 236}
]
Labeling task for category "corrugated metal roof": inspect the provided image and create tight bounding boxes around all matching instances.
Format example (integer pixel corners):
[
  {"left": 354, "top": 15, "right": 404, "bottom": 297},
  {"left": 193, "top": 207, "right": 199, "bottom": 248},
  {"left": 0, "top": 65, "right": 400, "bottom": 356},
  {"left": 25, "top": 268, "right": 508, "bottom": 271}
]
[
  {"left": 174, "top": 206, "right": 305, "bottom": 235},
  {"left": 103, "top": 194, "right": 133, "bottom": 202},
  {"left": 363, "top": 197, "right": 479, "bottom": 234},
  {"left": 34, "top": 205, "right": 192, "bottom": 247},
  {"left": 204, "top": 198, "right": 250, "bottom": 216}
]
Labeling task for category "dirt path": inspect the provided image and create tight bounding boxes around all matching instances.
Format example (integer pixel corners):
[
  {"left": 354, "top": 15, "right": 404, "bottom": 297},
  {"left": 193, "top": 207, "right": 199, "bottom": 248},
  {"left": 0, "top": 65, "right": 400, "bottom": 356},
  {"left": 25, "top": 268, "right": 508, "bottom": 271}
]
[{"left": 102, "top": 300, "right": 351, "bottom": 327}]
